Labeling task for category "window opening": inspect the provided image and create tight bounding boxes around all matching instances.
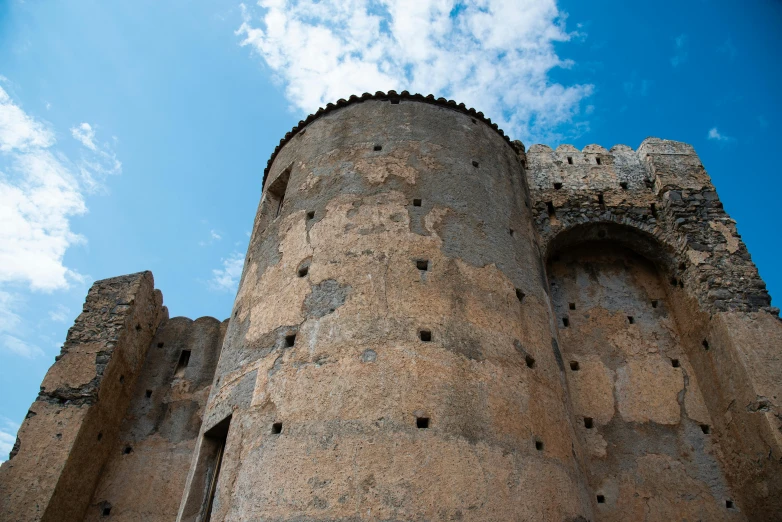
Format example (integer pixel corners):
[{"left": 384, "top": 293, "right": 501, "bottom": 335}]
[
  {"left": 203, "top": 415, "right": 231, "bottom": 522},
  {"left": 267, "top": 168, "right": 291, "bottom": 218},
  {"left": 175, "top": 350, "right": 191, "bottom": 377}
]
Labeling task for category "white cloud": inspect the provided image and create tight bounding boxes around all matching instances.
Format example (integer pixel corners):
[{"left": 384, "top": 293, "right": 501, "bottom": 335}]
[
  {"left": 237, "top": 0, "right": 594, "bottom": 142},
  {"left": 670, "top": 34, "right": 688, "bottom": 67},
  {"left": 210, "top": 252, "right": 245, "bottom": 292},
  {"left": 707, "top": 127, "right": 733, "bottom": 142},
  {"left": 1, "top": 334, "right": 45, "bottom": 359},
  {"left": 0, "top": 417, "right": 20, "bottom": 463},
  {"left": 0, "top": 86, "right": 120, "bottom": 292},
  {"left": 48, "top": 304, "right": 70, "bottom": 323}
]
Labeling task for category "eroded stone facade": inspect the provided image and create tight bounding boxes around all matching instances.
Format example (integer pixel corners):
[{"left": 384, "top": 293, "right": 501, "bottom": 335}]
[{"left": 0, "top": 92, "right": 780, "bottom": 521}]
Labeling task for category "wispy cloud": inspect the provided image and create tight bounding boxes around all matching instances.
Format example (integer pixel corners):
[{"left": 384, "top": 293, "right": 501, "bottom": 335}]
[
  {"left": 707, "top": 127, "right": 734, "bottom": 142},
  {"left": 1, "top": 335, "right": 44, "bottom": 359},
  {"left": 671, "top": 34, "right": 688, "bottom": 67},
  {"left": 48, "top": 304, "right": 70, "bottom": 323},
  {"left": 199, "top": 229, "right": 223, "bottom": 247},
  {"left": 718, "top": 39, "right": 737, "bottom": 59},
  {"left": 237, "top": 0, "right": 594, "bottom": 142},
  {"left": 210, "top": 251, "right": 245, "bottom": 292},
  {"left": 0, "top": 416, "right": 20, "bottom": 463},
  {"left": 71, "top": 122, "right": 121, "bottom": 193}
]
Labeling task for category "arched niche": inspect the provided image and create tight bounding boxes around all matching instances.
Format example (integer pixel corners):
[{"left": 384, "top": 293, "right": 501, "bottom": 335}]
[{"left": 545, "top": 223, "right": 739, "bottom": 521}]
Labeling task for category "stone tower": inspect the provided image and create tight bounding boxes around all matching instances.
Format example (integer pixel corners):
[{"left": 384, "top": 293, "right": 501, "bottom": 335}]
[{"left": 1, "top": 92, "right": 780, "bottom": 522}]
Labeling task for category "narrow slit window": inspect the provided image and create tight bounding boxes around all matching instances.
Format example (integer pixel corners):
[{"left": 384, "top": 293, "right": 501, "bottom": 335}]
[
  {"left": 596, "top": 157, "right": 602, "bottom": 165},
  {"left": 598, "top": 193, "right": 605, "bottom": 207},
  {"left": 535, "top": 439, "right": 544, "bottom": 451},
  {"left": 416, "top": 417, "right": 430, "bottom": 429},
  {"left": 285, "top": 334, "right": 296, "bottom": 347},
  {"left": 562, "top": 317, "right": 570, "bottom": 328},
  {"left": 567, "top": 157, "right": 573, "bottom": 165},
  {"left": 202, "top": 415, "right": 231, "bottom": 522},
  {"left": 515, "top": 289, "right": 525, "bottom": 302},
  {"left": 267, "top": 168, "right": 291, "bottom": 218},
  {"left": 546, "top": 201, "right": 555, "bottom": 217},
  {"left": 651, "top": 203, "right": 658, "bottom": 218},
  {"left": 175, "top": 350, "right": 191, "bottom": 377},
  {"left": 702, "top": 339, "right": 709, "bottom": 350},
  {"left": 584, "top": 417, "right": 594, "bottom": 429}
]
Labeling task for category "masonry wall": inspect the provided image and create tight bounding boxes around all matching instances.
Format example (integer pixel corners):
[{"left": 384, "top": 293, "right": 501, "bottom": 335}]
[{"left": 179, "top": 98, "right": 595, "bottom": 521}]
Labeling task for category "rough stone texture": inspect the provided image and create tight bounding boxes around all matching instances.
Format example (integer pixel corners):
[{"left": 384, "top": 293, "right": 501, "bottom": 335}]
[{"left": 0, "top": 93, "right": 780, "bottom": 522}]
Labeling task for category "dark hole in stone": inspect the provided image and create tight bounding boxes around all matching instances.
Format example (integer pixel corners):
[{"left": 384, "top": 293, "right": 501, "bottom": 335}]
[
  {"left": 135, "top": 324, "right": 141, "bottom": 332},
  {"left": 509, "top": 228, "right": 515, "bottom": 237},
  {"left": 416, "top": 260, "right": 429, "bottom": 271},
  {"left": 271, "top": 422, "right": 282, "bottom": 434},
  {"left": 627, "top": 316, "right": 634, "bottom": 324},
  {"left": 145, "top": 390, "right": 152, "bottom": 398},
  {"left": 554, "top": 182, "right": 563, "bottom": 190},
  {"left": 374, "top": 144, "right": 382, "bottom": 151},
  {"left": 175, "top": 350, "right": 191, "bottom": 375},
  {"left": 285, "top": 334, "right": 296, "bottom": 347},
  {"left": 584, "top": 417, "right": 594, "bottom": 429},
  {"left": 651, "top": 300, "right": 658, "bottom": 308},
  {"left": 413, "top": 199, "right": 422, "bottom": 207},
  {"left": 552, "top": 254, "right": 561, "bottom": 262},
  {"left": 298, "top": 265, "right": 309, "bottom": 277},
  {"left": 546, "top": 201, "right": 555, "bottom": 217},
  {"left": 679, "top": 279, "right": 684, "bottom": 289},
  {"left": 56, "top": 433, "right": 62, "bottom": 439},
  {"left": 119, "top": 375, "right": 125, "bottom": 384},
  {"left": 620, "top": 182, "right": 628, "bottom": 190},
  {"left": 516, "top": 289, "right": 525, "bottom": 302},
  {"left": 702, "top": 339, "right": 709, "bottom": 350},
  {"left": 700, "top": 424, "right": 710, "bottom": 434},
  {"left": 535, "top": 440, "right": 543, "bottom": 451},
  {"left": 416, "top": 417, "right": 430, "bottom": 429},
  {"left": 521, "top": 160, "right": 527, "bottom": 168},
  {"left": 562, "top": 317, "right": 570, "bottom": 328},
  {"left": 306, "top": 211, "right": 315, "bottom": 220},
  {"left": 471, "top": 118, "right": 477, "bottom": 124},
  {"left": 97, "top": 432, "right": 103, "bottom": 441},
  {"left": 671, "top": 359, "right": 680, "bottom": 368},
  {"left": 670, "top": 277, "right": 678, "bottom": 286},
  {"left": 679, "top": 262, "right": 686, "bottom": 270},
  {"left": 597, "top": 495, "right": 605, "bottom": 504},
  {"left": 299, "top": 128, "right": 307, "bottom": 135},
  {"left": 419, "top": 330, "right": 432, "bottom": 342},
  {"left": 598, "top": 193, "right": 605, "bottom": 206},
  {"left": 726, "top": 500, "right": 734, "bottom": 509},
  {"left": 569, "top": 302, "right": 576, "bottom": 310},
  {"left": 525, "top": 355, "right": 536, "bottom": 368},
  {"left": 123, "top": 446, "right": 132, "bottom": 455},
  {"left": 102, "top": 506, "right": 111, "bottom": 516},
  {"left": 596, "top": 157, "right": 602, "bottom": 165},
  {"left": 157, "top": 341, "right": 165, "bottom": 348},
  {"left": 650, "top": 203, "right": 658, "bottom": 218},
  {"left": 390, "top": 99, "right": 400, "bottom": 104},
  {"left": 472, "top": 160, "right": 479, "bottom": 168},
  {"left": 567, "top": 157, "right": 573, "bottom": 165},
  {"left": 570, "top": 361, "right": 580, "bottom": 371}
]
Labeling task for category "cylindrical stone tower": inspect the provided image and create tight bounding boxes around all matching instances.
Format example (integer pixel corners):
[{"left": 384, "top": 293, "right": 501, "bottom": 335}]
[{"left": 180, "top": 93, "right": 593, "bottom": 521}]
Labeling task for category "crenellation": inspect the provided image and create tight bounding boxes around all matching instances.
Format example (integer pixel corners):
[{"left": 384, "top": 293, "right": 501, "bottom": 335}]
[{"left": 1, "top": 93, "right": 780, "bottom": 522}]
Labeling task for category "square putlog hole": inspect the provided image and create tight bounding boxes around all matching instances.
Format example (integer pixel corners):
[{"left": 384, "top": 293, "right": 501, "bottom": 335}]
[
  {"left": 525, "top": 355, "right": 536, "bottom": 369},
  {"left": 418, "top": 330, "right": 432, "bottom": 342},
  {"left": 416, "top": 417, "right": 430, "bottom": 429},
  {"left": 413, "top": 199, "right": 422, "bottom": 207},
  {"left": 535, "top": 439, "right": 544, "bottom": 451},
  {"left": 102, "top": 506, "right": 112, "bottom": 517},
  {"left": 553, "top": 182, "right": 563, "bottom": 190},
  {"left": 627, "top": 316, "right": 635, "bottom": 324},
  {"left": 597, "top": 495, "right": 605, "bottom": 504},
  {"left": 726, "top": 500, "right": 734, "bottom": 509},
  {"left": 569, "top": 302, "right": 576, "bottom": 310},
  {"left": 306, "top": 211, "right": 315, "bottom": 220},
  {"left": 651, "top": 299, "right": 658, "bottom": 308},
  {"left": 271, "top": 422, "right": 282, "bottom": 435},
  {"left": 584, "top": 417, "right": 594, "bottom": 429},
  {"left": 570, "top": 361, "right": 580, "bottom": 371},
  {"left": 297, "top": 266, "right": 309, "bottom": 277},
  {"left": 285, "top": 334, "right": 296, "bottom": 347},
  {"left": 374, "top": 144, "right": 382, "bottom": 151},
  {"left": 671, "top": 359, "right": 680, "bottom": 368},
  {"left": 472, "top": 160, "right": 479, "bottom": 168},
  {"left": 515, "top": 288, "right": 525, "bottom": 302},
  {"left": 700, "top": 424, "right": 710, "bottom": 434},
  {"left": 562, "top": 317, "right": 570, "bottom": 328},
  {"left": 620, "top": 181, "right": 628, "bottom": 190},
  {"left": 416, "top": 259, "right": 429, "bottom": 271},
  {"left": 145, "top": 390, "right": 152, "bottom": 398}
]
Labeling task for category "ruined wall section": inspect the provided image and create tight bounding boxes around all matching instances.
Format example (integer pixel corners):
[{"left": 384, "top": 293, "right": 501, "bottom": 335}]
[
  {"left": 0, "top": 272, "right": 165, "bottom": 522},
  {"left": 84, "top": 316, "right": 228, "bottom": 521}
]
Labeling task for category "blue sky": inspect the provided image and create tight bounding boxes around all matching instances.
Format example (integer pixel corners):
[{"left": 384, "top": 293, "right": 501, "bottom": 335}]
[{"left": 0, "top": 0, "right": 779, "bottom": 459}]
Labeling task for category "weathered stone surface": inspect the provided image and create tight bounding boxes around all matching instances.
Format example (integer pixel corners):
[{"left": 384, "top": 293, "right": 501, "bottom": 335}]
[{"left": 0, "top": 94, "right": 780, "bottom": 522}]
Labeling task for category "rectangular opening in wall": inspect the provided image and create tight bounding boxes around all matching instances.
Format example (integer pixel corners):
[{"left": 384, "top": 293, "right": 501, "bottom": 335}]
[
  {"left": 546, "top": 201, "right": 555, "bottom": 217},
  {"left": 596, "top": 157, "right": 602, "bottom": 165},
  {"left": 584, "top": 417, "right": 594, "bottom": 429},
  {"left": 553, "top": 182, "right": 563, "bottom": 190},
  {"left": 567, "top": 157, "right": 573, "bottom": 165},
  {"left": 175, "top": 350, "right": 191, "bottom": 377},
  {"left": 620, "top": 182, "right": 628, "bottom": 190},
  {"left": 562, "top": 317, "right": 570, "bottom": 328},
  {"left": 598, "top": 193, "right": 605, "bottom": 207},
  {"left": 416, "top": 417, "right": 430, "bottom": 429},
  {"left": 651, "top": 299, "right": 659, "bottom": 308},
  {"left": 671, "top": 359, "right": 680, "bottom": 368},
  {"left": 267, "top": 167, "right": 291, "bottom": 218},
  {"left": 413, "top": 198, "right": 422, "bottom": 207},
  {"left": 271, "top": 422, "right": 282, "bottom": 435},
  {"left": 627, "top": 316, "right": 634, "bottom": 324},
  {"left": 285, "top": 334, "right": 296, "bottom": 347},
  {"left": 569, "top": 302, "right": 576, "bottom": 310},
  {"left": 202, "top": 415, "right": 231, "bottom": 522}
]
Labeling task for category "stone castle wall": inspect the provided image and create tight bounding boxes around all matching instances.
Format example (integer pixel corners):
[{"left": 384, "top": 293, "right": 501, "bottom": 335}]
[{"left": 0, "top": 93, "right": 780, "bottom": 522}]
